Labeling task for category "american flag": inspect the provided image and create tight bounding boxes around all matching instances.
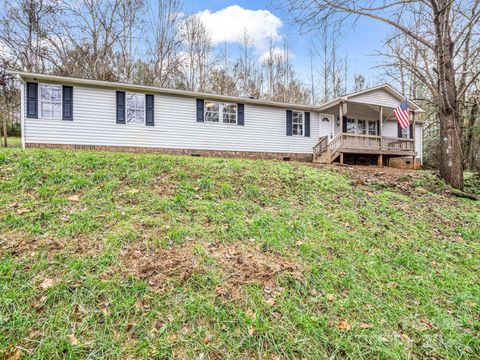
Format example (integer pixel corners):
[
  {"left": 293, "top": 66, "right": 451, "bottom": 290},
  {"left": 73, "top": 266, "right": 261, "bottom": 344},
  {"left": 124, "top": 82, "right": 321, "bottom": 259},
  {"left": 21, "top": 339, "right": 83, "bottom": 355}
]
[{"left": 394, "top": 99, "right": 410, "bottom": 129}]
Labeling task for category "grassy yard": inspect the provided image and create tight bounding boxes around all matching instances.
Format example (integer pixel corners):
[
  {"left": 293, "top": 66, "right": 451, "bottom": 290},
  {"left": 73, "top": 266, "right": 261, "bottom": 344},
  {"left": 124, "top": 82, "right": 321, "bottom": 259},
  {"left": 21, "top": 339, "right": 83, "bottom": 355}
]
[
  {"left": 1, "top": 137, "right": 22, "bottom": 148},
  {"left": 0, "top": 148, "right": 479, "bottom": 359}
]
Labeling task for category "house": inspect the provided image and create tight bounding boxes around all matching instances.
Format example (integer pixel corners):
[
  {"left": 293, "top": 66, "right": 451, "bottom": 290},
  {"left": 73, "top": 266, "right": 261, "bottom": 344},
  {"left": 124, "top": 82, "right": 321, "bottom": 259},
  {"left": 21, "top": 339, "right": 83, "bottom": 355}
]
[{"left": 7, "top": 70, "right": 424, "bottom": 167}]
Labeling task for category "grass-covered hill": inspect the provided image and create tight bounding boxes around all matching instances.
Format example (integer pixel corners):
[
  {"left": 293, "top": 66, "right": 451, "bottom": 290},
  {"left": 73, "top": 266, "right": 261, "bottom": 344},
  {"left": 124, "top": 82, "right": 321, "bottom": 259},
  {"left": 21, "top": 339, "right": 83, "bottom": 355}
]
[{"left": 0, "top": 148, "right": 479, "bottom": 359}]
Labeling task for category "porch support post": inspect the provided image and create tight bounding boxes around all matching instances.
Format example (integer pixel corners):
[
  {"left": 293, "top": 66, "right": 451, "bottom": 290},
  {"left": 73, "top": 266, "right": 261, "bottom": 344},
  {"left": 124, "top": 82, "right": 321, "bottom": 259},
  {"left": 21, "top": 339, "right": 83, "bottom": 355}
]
[
  {"left": 340, "top": 152, "right": 344, "bottom": 164},
  {"left": 339, "top": 102, "right": 343, "bottom": 134},
  {"left": 379, "top": 105, "right": 383, "bottom": 135},
  {"left": 378, "top": 154, "right": 383, "bottom": 166}
]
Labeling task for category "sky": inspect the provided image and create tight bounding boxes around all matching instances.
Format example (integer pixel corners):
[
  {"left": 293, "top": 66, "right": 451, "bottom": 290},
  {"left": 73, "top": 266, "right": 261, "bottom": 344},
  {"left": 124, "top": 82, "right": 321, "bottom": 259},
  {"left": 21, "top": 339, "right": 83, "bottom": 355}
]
[{"left": 180, "top": 0, "right": 391, "bottom": 90}]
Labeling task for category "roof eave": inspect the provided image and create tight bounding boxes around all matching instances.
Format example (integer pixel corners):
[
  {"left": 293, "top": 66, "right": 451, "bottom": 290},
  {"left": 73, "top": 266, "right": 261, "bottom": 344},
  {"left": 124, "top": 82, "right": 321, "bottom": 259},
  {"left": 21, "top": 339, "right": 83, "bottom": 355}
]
[{"left": 6, "top": 70, "right": 318, "bottom": 111}]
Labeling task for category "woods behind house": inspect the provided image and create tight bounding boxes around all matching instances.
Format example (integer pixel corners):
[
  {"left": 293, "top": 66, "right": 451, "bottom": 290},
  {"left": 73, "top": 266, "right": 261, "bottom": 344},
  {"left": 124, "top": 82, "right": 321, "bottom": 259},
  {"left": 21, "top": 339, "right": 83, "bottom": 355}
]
[{"left": 0, "top": 0, "right": 479, "bottom": 187}]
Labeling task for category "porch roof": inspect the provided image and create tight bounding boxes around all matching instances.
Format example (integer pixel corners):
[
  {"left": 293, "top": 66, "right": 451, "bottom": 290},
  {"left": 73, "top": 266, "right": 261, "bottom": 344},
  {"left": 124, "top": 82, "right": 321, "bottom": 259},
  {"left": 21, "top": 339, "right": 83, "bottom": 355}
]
[{"left": 317, "top": 84, "right": 425, "bottom": 114}]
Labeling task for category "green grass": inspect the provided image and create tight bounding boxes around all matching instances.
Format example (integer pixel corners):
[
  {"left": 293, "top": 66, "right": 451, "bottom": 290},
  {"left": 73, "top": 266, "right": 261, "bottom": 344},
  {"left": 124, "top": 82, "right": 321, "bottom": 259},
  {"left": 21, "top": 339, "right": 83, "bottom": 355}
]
[
  {"left": 1, "top": 137, "right": 22, "bottom": 148},
  {"left": 0, "top": 148, "right": 479, "bottom": 359}
]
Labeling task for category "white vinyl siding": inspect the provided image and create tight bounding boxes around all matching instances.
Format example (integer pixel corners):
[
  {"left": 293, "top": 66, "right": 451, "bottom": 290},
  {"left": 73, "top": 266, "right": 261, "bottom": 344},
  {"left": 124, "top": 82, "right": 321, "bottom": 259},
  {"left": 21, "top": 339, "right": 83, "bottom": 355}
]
[
  {"left": 348, "top": 88, "right": 404, "bottom": 109},
  {"left": 24, "top": 83, "right": 319, "bottom": 154},
  {"left": 382, "top": 120, "right": 423, "bottom": 161}
]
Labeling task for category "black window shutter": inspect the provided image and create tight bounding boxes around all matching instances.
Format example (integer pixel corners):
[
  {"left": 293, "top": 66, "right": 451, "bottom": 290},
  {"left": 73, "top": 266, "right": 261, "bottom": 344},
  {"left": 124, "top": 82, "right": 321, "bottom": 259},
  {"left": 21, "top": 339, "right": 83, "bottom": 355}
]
[
  {"left": 409, "top": 124, "right": 414, "bottom": 139},
  {"left": 116, "top": 91, "right": 126, "bottom": 124},
  {"left": 62, "top": 86, "right": 73, "bottom": 121},
  {"left": 237, "top": 103, "right": 244, "bottom": 126},
  {"left": 145, "top": 94, "right": 154, "bottom": 126},
  {"left": 342, "top": 116, "right": 347, "bottom": 133},
  {"left": 377, "top": 120, "right": 380, "bottom": 135},
  {"left": 26, "top": 82, "right": 38, "bottom": 118},
  {"left": 196, "top": 99, "right": 204, "bottom": 122},
  {"left": 304, "top": 112, "right": 310, "bottom": 137},
  {"left": 398, "top": 122, "right": 402, "bottom": 138},
  {"left": 286, "top": 110, "right": 293, "bottom": 136}
]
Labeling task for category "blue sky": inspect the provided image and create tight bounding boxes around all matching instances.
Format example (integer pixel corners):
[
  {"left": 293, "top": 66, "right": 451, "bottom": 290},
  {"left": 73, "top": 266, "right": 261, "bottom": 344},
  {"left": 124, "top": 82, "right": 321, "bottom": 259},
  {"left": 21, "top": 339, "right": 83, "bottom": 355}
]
[{"left": 181, "top": 0, "right": 391, "bottom": 89}]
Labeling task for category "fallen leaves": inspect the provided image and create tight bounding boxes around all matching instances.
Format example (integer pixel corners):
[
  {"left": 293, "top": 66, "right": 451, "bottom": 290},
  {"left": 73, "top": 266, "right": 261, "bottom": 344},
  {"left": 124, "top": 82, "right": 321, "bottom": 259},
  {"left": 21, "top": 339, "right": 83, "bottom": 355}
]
[
  {"left": 39, "top": 277, "right": 55, "bottom": 290},
  {"left": 248, "top": 327, "right": 255, "bottom": 337},
  {"left": 326, "top": 294, "right": 336, "bottom": 301},
  {"left": 3, "top": 348, "right": 21, "bottom": 360},
  {"left": 266, "top": 298, "right": 276, "bottom": 306},
  {"left": 338, "top": 319, "right": 351, "bottom": 331},
  {"left": 68, "top": 333, "right": 79, "bottom": 346},
  {"left": 16, "top": 208, "right": 30, "bottom": 215},
  {"left": 204, "top": 334, "right": 214, "bottom": 344},
  {"left": 358, "top": 322, "right": 374, "bottom": 329},
  {"left": 67, "top": 194, "right": 80, "bottom": 202}
]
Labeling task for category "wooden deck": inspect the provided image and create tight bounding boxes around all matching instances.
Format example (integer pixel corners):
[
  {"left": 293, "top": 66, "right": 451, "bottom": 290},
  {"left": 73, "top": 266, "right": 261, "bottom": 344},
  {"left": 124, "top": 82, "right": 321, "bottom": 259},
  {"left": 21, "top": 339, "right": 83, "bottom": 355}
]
[{"left": 313, "top": 133, "right": 415, "bottom": 164}]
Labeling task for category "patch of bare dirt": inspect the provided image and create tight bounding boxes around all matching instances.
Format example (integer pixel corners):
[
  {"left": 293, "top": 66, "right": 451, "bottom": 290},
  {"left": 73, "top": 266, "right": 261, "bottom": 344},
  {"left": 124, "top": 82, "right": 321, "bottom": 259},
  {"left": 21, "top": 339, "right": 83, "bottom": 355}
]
[
  {"left": 117, "top": 242, "right": 201, "bottom": 288},
  {"left": 320, "top": 164, "right": 448, "bottom": 195},
  {"left": 207, "top": 242, "right": 303, "bottom": 299},
  {"left": 115, "top": 241, "right": 303, "bottom": 298},
  {"left": 0, "top": 231, "right": 102, "bottom": 258}
]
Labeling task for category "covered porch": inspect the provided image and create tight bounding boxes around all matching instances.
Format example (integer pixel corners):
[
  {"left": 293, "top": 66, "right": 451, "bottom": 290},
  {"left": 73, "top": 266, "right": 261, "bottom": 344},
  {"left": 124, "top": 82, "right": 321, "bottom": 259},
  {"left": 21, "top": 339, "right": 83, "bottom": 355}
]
[{"left": 313, "top": 85, "right": 423, "bottom": 166}]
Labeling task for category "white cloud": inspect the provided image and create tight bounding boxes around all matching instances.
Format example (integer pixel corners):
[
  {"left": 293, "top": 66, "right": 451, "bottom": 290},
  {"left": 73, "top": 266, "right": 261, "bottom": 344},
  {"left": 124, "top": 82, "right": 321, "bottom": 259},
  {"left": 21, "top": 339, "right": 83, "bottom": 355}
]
[
  {"left": 196, "top": 5, "right": 282, "bottom": 51},
  {"left": 259, "top": 47, "right": 285, "bottom": 63}
]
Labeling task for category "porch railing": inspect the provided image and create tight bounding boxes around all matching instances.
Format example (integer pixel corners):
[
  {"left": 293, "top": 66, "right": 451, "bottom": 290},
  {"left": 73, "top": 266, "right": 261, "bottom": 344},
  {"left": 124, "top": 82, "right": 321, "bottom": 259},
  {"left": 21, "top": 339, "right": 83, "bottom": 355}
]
[
  {"left": 381, "top": 136, "right": 415, "bottom": 152},
  {"left": 313, "top": 133, "right": 415, "bottom": 158},
  {"left": 342, "top": 134, "right": 381, "bottom": 150}
]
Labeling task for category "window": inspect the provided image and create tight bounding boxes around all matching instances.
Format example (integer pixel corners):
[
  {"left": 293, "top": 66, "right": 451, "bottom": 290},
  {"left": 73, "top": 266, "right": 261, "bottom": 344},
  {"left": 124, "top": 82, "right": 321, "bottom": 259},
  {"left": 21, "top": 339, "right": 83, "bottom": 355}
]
[
  {"left": 346, "top": 118, "right": 356, "bottom": 133},
  {"left": 204, "top": 101, "right": 237, "bottom": 124},
  {"left": 357, "top": 119, "right": 367, "bottom": 135},
  {"left": 126, "top": 92, "right": 145, "bottom": 124},
  {"left": 345, "top": 118, "right": 378, "bottom": 135},
  {"left": 292, "top": 111, "right": 303, "bottom": 135},
  {"left": 223, "top": 103, "right": 237, "bottom": 124},
  {"left": 401, "top": 127, "right": 409, "bottom": 138},
  {"left": 40, "top": 84, "right": 62, "bottom": 118},
  {"left": 205, "top": 101, "right": 220, "bottom": 122}
]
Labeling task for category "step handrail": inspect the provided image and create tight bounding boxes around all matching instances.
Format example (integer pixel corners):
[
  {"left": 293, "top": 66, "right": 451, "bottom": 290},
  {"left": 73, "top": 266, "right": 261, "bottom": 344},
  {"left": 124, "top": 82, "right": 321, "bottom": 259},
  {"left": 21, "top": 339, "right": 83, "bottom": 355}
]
[
  {"left": 313, "top": 136, "right": 329, "bottom": 160},
  {"left": 327, "top": 133, "right": 343, "bottom": 153}
]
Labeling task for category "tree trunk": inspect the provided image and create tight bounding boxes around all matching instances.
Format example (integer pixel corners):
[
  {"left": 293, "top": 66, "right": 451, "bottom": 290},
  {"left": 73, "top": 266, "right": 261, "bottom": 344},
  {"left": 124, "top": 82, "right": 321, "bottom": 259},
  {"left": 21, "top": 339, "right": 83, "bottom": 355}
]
[
  {"left": 2, "top": 102, "right": 8, "bottom": 147},
  {"left": 464, "top": 100, "right": 478, "bottom": 170},
  {"left": 434, "top": 1, "right": 464, "bottom": 189}
]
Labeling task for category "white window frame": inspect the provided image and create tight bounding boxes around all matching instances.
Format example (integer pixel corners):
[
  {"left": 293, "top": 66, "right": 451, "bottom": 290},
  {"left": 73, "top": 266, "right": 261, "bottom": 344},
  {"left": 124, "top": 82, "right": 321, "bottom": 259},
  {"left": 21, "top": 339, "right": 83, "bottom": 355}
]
[
  {"left": 357, "top": 119, "right": 367, "bottom": 135},
  {"left": 345, "top": 118, "right": 379, "bottom": 136},
  {"left": 39, "top": 83, "right": 62, "bottom": 119},
  {"left": 204, "top": 100, "right": 237, "bottom": 125},
  {"left": 292, "top": 111, "right": 304, "bottom": 136},
  {"left": 126, "top": 92, "right": 145, "bottom": 125},
  {"left": 346, "top": 118, "right": 356, "bottom": 134},
  {"left": 222, "top": 103, "right": 237, "bottom": 124},
  {"left": 368, "top": 120, "right": 378, "bottom": 136},
  {"left": 400, "top": 127, "right": 409, "bottom": 139}
]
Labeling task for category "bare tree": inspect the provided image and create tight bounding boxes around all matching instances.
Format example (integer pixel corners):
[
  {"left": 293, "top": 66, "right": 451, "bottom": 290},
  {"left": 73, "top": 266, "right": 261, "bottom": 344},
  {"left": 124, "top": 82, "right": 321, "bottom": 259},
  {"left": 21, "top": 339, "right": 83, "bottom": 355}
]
[
  {"left": 282, "top": 0, "right": 480, "bottom": 189},
  {"left": 235, "top": 29, "right": 258, "bottom": 98},
  {"left": 147, "top": 0, "right": 184, "bottom": 87},
  {"left": 180, "top": 15, "right": 213, "bottom": 91},
  {"left": 58, "top": 0, "right": 124, "bottom": 80},
  {"left": 0, "top": 0, "right": 61, "bottom": 72},
  {"left": 353, "top": 74, "right": 366, "bottom": 92},
  {"left": 115, "top": 0, "right": 145, "bottom": 82}
]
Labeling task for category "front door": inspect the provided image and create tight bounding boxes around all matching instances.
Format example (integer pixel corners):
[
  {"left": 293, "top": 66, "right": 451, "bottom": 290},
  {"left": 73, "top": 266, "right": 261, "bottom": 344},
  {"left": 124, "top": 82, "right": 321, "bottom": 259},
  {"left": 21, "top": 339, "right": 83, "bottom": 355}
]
[{"left": 319, "top": 114, "right": 335, "bottom": 142}]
